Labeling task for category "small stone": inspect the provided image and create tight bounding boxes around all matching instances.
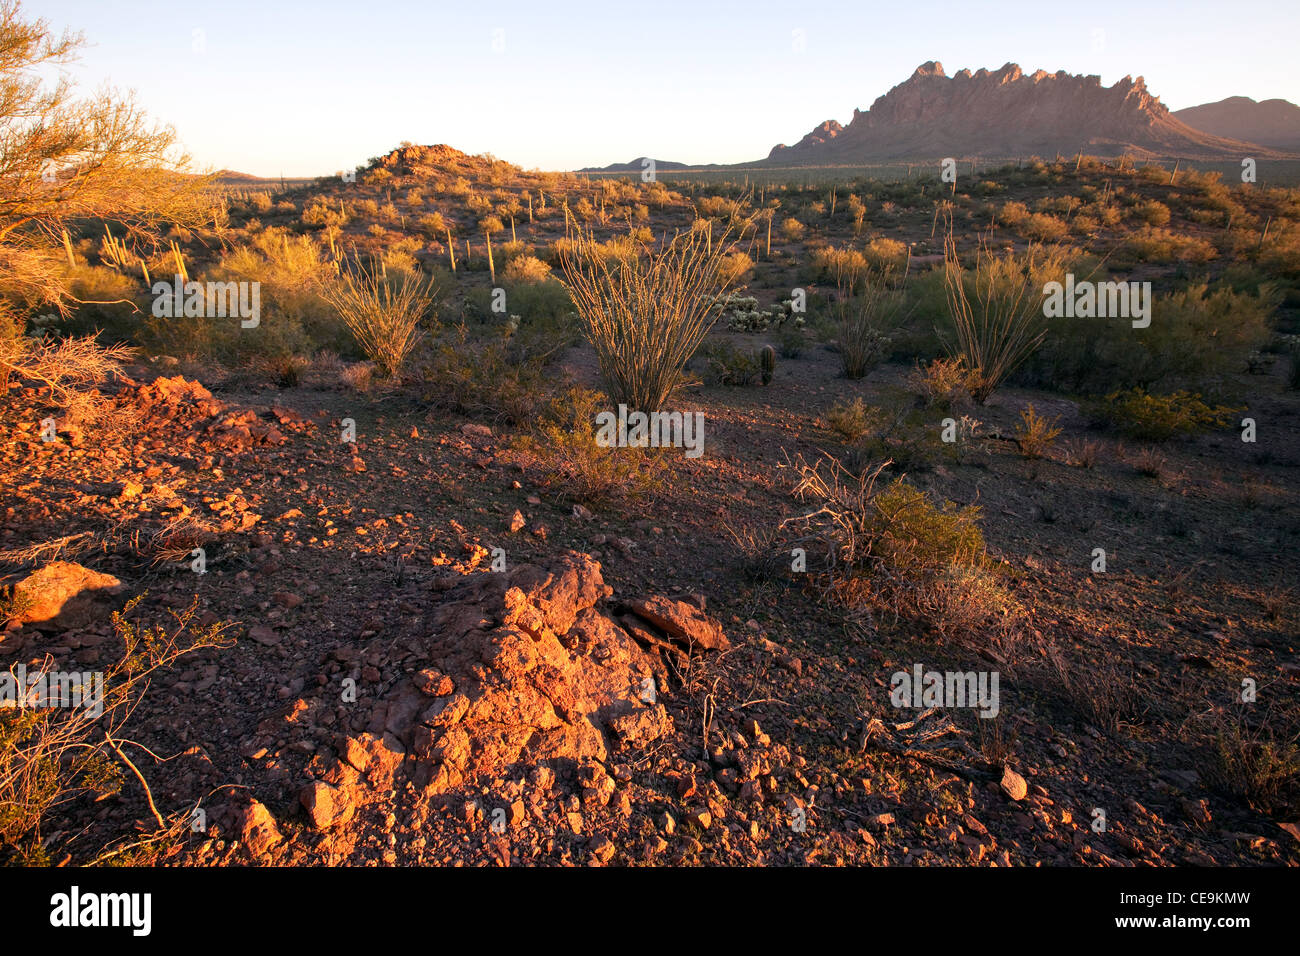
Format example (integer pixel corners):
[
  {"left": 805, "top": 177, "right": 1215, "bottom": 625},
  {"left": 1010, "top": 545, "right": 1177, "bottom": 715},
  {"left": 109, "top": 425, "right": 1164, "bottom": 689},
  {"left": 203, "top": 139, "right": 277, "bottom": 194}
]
[{"left": 1000, "top": 766, "right": 1028, "bottom": 801}]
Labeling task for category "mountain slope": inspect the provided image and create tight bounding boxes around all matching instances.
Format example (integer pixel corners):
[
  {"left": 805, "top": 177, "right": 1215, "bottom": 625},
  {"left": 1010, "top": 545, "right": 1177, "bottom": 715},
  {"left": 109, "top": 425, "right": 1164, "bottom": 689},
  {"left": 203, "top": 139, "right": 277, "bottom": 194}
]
[
  {"left": 1174, "top": 96, "right": 1300, "bottom": 152},
  {"left": 766, "top": 62, "right": 1288, "bottom": 164}
]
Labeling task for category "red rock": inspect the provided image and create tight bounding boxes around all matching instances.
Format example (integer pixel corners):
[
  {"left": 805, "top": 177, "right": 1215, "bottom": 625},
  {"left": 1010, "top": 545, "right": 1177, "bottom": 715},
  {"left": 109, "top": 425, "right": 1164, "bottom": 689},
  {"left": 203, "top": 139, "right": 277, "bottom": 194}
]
[
  {"left": 9, "top": 561, "right": 125, "bottom": 626},
  {"left": 624, "top": 595, "right": 730, "bottom": 652}
]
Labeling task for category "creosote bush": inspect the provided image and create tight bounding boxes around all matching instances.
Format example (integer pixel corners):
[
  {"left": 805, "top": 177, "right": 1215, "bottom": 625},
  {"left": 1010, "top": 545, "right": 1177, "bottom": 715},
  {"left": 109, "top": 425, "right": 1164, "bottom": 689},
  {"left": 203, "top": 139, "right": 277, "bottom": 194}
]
[{"left": 1093, "top": 387, "right": 1241, "bottom": 441}]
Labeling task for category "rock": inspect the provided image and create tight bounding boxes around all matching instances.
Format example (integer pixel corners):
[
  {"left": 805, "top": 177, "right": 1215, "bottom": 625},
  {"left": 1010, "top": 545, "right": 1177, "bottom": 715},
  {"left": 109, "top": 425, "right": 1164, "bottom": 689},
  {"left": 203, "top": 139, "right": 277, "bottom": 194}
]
[
  {"left": 623, "top": 595, "right": 730, "bottom": 652},
  {"left": 8, "top": 561, "right": 125, "bottom": 626},
  {"left": 1000, "top": 766, "right": 1029, "bottom": 801},
  {"left": 1182, "top": 798, "right": 1211, "bottom": 826},
  {"left": 247, "top": 625, "right": 280, "bottom": 646},
  {"left": 509, "top": 510, "right": 526, "bottom": 533},
  {"left": 300, "top": 781, "right": 355, "bottom": 829},
  {"left": 297, "top": 552, "right": 671, "bottom": 837},
  {"left": 235, "top": 799, "right": 283, "bottom": 856},
  {"left": 413, "top": 668, "right": 454, "bottom": 697},
  {"left": 589, "top": 834, "right": 615, "bottom": 863}
]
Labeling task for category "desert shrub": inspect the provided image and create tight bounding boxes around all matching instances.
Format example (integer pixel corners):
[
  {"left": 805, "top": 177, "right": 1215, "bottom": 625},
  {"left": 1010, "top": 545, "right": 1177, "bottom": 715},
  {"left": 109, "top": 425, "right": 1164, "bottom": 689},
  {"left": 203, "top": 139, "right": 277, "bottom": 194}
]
[
  {"left": 1093, "top": 387, "right": 1241, "bottom": 441},
  {"left": 1, "top": 596, "right": 235, "bottom": 864},
  {"left": 1131, "top": 200, "right": 1171, "bottom": 226},
  {"left": 1013, "top": 403, "right": 1062, "bottom": 458},
  {"left": 942, "top": 230, "right": 1068, "bottom": 403},
  {"left": 559, "top": 222, "right": 741, "bottom": 412},
  {"left": 716, "top": 251, "right": 754, "bottom": 286},
  {"left": 907, "top": 357, "right": 972, "bottom": 411},
  {"left": 322, "top": 263, "right": 438, "bottom": 377},
  {"left": 777, "top": 326, "right": 805, "bottom": 358},
  {"left": 825, "top": 396, "right": 874, "bottom": 442},
  {"left": 302, "top": 199, "right": 348, "bottom": 228},
  {"left": 56, "top": 264, "right": 144, "bottom": 343},
  {"left": 147, "top": 229, "right": 345, "bottom": 363},
  {"left": 1122, "top": 226, "right": 1216, "bottom": 264},
  {"left": 418, "top": 212, "right": 450, "bottom": 238},
  {"left": 1022, "top": 282, "right": 1277, "bottom": 393},
  {"left": 997, "top": 201, "right": 1030, "bottom": 227},
  {"left": 867, "top": 478, "right": 985, "bottom": 573},
  {"left": 863, "top": 237, "right": 908, "bottom": 271},
  {"left": 701, "top": 341, "right": 760, "bottom": 386},
  {"left": 1018, "top": 213, "right": 1069, "bottom": 242},
  {"left": 837, "top": 294, "right": 893, "bottom": 379},
  {"left": 781, "top": 218, "right": 806, "bottom": 241},
  {"left": 809, "top": 246, "right": 869, "bottom": 286},
  {"left": 503, "top": 255, "right": 552, "bottom": 283},
  {"left": 422, "top": 326, "right": 549, "bottom": 424},
  {"left": 786, "top": 456, "right": 1007, "bottom": 634},
  {"left": 512, "top": 387, "right": 662, "bottom": 503}
]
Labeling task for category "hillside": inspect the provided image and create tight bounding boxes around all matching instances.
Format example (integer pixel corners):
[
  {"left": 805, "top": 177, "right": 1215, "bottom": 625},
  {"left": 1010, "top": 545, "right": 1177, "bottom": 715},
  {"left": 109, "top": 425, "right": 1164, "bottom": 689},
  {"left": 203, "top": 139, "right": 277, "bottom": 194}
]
[
  {"left": 767, "top": 62, "right": 1289, "bottom": 164},
  {"left": 1175, "top": 96, "right": 1300, "bottom": 152}
]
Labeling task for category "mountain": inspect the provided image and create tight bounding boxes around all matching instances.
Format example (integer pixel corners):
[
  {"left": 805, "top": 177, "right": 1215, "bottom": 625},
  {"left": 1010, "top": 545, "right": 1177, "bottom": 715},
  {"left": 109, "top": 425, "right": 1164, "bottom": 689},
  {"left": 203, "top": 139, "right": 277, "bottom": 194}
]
[
  {"left": 579, "top": 157, "right": 692, "bottom": 173},
  {"left": 766, "top": 62, "right": 1290, "bottom": 164},
  {"left": 1174, "top": 96, "right": 1300, "bottom": 152}
]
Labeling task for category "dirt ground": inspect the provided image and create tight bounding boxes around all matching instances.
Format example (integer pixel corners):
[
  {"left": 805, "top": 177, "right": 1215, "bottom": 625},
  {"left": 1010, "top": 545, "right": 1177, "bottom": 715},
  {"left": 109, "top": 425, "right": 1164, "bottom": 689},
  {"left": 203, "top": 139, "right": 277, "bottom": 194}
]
[{"left": 3, "top": 329, "right": 1297, "bottom": 867}]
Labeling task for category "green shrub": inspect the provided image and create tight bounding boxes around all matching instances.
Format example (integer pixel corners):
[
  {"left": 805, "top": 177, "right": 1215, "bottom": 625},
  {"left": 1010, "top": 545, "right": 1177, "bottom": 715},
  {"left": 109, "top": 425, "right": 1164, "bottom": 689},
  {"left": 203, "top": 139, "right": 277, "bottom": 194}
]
[
  {"left": 1020, "top": 281, "right": 1278, "bottom": 393},
  {"left": 702, "top": 341, "right": 760, "bottom": 386},
  {"left": 512, "top": 387, "right": 662, "bottom": 503},
  {"left": 1093, "top": 387, "right": 1241, "bottom": 441}
]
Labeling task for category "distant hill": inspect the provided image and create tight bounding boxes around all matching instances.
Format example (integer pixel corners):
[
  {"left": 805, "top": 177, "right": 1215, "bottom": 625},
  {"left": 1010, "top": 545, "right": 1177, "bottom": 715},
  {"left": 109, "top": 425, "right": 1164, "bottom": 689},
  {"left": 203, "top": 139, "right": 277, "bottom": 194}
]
[
  {"left": 765, "top": 62, "right": 1291, "bottom": 165},
  {"left": 1174, "top": 96, "right": 1300, "bottom": 152},
  {"left": 579, "top": 157, "right": 692, "bottom": 173}
]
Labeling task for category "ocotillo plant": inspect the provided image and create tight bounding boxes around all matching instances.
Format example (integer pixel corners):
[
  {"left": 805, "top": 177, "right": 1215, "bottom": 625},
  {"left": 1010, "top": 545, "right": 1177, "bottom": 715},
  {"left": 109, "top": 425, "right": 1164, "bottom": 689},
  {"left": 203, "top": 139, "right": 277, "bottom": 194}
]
[{"left": 558, "top": 212, "right": 745, "bottom": 413}]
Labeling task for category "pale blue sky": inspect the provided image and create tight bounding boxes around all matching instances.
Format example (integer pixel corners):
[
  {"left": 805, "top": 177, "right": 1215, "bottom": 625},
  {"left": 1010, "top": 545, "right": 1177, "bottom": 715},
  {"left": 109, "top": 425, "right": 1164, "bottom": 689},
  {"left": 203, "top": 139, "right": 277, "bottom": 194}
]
[{"left": 27, "top": 0, "right": 1300, "bottom": 176}]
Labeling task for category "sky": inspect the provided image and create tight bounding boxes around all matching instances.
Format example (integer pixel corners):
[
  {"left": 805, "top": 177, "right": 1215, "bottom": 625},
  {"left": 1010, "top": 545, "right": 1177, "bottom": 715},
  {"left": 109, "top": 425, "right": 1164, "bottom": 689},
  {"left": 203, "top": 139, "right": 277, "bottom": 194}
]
[{"left": 26, "top": 0, "right": 1300, "bottom": 177}]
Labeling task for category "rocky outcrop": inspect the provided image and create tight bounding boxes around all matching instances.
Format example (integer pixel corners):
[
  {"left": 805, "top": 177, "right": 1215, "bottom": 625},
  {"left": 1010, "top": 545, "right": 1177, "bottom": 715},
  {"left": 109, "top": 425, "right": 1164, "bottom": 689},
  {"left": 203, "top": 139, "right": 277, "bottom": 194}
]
[
  {"left": 767, "top": 61, "right": 1287, "bottom": 164},
  {"left": 298, "top": 552, "right": 727, "bottom": 830}
]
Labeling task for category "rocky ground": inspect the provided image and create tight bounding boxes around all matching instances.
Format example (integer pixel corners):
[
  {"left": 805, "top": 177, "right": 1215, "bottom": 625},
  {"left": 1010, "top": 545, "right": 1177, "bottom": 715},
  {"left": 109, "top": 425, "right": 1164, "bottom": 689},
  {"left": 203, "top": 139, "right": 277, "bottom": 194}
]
[{"left": 2, "top": 340, "right": 1298, "bottom": 867}]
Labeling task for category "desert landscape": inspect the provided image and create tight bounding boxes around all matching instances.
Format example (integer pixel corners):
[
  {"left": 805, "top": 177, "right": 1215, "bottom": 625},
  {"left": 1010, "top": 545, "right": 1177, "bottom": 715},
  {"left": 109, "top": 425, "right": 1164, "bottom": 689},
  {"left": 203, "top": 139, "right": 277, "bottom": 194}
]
[{"left": 1, "top": 0, "right": 1298, "bottom": 902}]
